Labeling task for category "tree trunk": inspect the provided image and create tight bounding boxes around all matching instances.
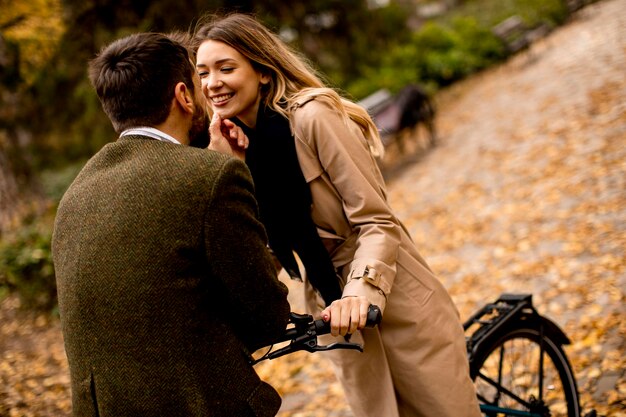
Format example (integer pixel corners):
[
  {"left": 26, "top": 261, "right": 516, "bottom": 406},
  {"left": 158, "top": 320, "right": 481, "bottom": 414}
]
[
  {"left": 0, "top": 33, "right": 44, "bottom": 235},
  {"left": 0, "top": 135, "right": 23, "bottom": 232}
]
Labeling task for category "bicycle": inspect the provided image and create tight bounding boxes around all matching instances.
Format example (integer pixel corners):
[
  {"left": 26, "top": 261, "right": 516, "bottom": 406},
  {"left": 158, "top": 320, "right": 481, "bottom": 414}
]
[{"left": 253, "top": 293, "right": 593, "bottom": 417}]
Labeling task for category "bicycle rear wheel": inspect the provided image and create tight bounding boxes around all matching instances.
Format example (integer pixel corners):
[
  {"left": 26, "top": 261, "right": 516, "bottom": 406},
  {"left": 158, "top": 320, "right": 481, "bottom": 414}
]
[{"left": 471, "top": 325, "right": 580, "bottom": 417}]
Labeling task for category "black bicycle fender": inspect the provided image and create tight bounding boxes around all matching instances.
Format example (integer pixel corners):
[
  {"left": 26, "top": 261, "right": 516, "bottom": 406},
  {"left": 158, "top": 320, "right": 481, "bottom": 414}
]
[{"left": 538, "top": 315, "right": 571, "bottom": 346}]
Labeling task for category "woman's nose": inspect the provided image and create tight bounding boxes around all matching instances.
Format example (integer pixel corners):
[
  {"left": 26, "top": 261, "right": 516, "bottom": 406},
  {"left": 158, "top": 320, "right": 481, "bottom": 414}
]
[{"left": 207, "top": 74, "right": 223, "bottom": 90}]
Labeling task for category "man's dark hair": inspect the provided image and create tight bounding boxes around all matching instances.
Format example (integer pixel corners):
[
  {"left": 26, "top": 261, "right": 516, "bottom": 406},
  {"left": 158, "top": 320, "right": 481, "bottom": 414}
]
[{"left": 88, "top": 32, "right": 196, "bottom": 133}]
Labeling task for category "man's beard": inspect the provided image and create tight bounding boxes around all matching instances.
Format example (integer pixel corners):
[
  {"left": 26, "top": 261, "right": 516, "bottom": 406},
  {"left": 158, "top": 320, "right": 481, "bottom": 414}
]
[{"left": 188, "top": 105, "right": 210, "bottom": 148}]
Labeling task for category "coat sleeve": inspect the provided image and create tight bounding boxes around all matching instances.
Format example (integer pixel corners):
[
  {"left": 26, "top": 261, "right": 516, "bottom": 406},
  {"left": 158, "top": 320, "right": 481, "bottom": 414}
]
[
  {"left": 292, "top": 100, "right": 402, "bottom": 299},
  {"left": 204, "top": 156, "right": 290, "bottom": 351}
]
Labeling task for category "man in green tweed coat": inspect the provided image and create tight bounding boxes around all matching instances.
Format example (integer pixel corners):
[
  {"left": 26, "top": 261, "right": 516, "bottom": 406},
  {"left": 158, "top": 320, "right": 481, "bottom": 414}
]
[{"left": 52, "top": 33, "right": 290, "bottom": 416}]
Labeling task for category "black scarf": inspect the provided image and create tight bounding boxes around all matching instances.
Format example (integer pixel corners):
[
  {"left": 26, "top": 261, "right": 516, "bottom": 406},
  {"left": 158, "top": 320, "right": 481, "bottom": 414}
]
[{"left": 236, "top": 106, "right": 342, "bottom": 306}]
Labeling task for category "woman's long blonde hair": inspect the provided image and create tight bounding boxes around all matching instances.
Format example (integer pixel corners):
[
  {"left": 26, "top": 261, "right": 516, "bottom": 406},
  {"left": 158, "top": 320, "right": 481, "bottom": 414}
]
[{"left": 192, "top": 13, "right": 384, "bottom": 157}]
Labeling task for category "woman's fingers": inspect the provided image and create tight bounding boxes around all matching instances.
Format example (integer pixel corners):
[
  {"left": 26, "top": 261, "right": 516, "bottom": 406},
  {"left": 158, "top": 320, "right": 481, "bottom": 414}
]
[
  {"left": 358, "top": 301, "right": 369, "bottom": 330},
  {"left": 323, "top": 296, "right": 369, "bottom": 337},
  {"left": 220, "top": 118, "right": 249, "bottom": 149},
  {"left": 208, "top": 113, "right": 229, "bottom": 154},
  {"left": 207, "top": 114, "right": 248, "bottom": 160},
  {"left": 209, "top": 112, "right": 222, "bottom": 140},
  {"left": 232, "top": 126, "right": 248, "bottom": 149}
]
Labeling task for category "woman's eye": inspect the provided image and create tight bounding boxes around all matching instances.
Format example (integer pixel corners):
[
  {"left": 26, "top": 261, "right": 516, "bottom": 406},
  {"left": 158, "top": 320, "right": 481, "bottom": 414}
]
[
  {"left": 197, "top": 71, "right": 208, "bottom": 78},
  {"left": 221, "top": 67, "right": 234, "bottom": 73}
]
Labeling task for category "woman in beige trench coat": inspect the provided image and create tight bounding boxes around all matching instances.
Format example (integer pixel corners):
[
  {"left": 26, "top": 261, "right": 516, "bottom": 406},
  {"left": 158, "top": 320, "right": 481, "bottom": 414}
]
[{"left": 193, "top": 13, "right": 482, "bottom": 417}]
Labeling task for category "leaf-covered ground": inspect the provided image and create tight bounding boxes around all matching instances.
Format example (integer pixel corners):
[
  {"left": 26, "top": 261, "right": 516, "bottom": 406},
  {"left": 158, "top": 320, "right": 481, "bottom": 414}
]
[{"left": 1, "top": 1, "right": 624, "bottom": 416}]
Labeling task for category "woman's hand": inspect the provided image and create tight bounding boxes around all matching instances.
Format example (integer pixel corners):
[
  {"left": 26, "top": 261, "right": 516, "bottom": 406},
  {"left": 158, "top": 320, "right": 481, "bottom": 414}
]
[
  {"left": 208, "top": 112, "right": 249, "bottom": 160},
  {"left": 321, "top": 296, "right": 371, "bottom": 337}
]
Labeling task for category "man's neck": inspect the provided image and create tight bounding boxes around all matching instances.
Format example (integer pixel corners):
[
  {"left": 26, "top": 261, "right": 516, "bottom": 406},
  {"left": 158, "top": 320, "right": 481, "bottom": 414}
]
[{"left": 155, "top": 122, "right": 190, "bottom": 145}]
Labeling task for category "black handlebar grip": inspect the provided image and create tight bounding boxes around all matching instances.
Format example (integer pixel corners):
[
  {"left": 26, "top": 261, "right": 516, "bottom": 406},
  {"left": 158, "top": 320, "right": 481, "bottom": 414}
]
[{"left": 366, "top": 304, "right": 382, "bottom": 327}]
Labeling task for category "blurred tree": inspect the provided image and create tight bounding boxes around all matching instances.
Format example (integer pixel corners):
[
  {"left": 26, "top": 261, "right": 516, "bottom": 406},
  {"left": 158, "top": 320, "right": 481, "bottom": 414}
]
[{"left": 0, "top": 0, "right": 63, "bottom": 232}]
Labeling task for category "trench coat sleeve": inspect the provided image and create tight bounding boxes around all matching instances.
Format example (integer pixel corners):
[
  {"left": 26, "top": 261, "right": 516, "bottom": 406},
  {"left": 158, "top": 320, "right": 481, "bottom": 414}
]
[
  {"left": 291, "top": 99, "right": 402, "bottom": 298},
  {"left": 204, "top": 157, "right": 290, "bottom": 351}
]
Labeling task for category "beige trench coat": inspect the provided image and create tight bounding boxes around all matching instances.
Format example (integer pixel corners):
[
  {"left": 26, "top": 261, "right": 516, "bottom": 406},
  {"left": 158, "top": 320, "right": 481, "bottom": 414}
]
[{"left": 288, "top": 96, "right": 482, "bottom": 417}]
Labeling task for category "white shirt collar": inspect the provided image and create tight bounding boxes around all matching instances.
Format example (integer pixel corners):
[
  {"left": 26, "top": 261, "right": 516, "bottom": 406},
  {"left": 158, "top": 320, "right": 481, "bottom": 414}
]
[{"left": 119, "top": 127, "right": 181, "bottom": 145}]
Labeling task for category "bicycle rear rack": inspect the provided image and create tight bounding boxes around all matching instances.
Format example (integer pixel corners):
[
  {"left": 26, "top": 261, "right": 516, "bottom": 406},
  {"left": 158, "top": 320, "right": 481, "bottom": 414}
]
[{"left": 464, "top": 293, "right": 537, "bottom": 356}]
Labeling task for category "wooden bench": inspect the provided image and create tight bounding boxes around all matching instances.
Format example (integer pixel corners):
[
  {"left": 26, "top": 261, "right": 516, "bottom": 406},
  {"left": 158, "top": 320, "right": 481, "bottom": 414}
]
[{"left": 492, "top": 15, "right": 551, "bottom": 54}]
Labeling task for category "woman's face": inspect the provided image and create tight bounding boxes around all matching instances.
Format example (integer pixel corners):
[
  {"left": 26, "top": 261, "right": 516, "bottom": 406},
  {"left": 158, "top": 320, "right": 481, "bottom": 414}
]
[{"left": 196, "top": 40, "right": 270, "bottom": 128}]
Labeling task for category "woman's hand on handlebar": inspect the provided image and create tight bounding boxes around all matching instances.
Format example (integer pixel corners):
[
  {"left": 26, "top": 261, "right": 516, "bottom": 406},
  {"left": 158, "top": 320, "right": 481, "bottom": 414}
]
[{"left": 321, "top": 296, "right": 371, "bottom": 337}]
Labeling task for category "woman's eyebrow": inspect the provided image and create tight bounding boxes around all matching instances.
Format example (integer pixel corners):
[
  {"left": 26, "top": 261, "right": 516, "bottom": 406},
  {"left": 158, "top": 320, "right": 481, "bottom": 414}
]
[{"left": 196, "top": 58, "right": 236, "bottom": 68}]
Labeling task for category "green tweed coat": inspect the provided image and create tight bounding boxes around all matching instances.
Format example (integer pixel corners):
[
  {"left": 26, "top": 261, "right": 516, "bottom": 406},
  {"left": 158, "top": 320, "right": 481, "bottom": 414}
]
[{"left": 52, "top": 135, "right": 290, "bottom": 417}]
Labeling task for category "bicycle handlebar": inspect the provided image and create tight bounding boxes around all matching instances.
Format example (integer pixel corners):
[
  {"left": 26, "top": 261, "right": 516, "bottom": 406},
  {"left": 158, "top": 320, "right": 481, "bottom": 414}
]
[{"left": 250, "top": 304, "right": 382, "bottom": 365}]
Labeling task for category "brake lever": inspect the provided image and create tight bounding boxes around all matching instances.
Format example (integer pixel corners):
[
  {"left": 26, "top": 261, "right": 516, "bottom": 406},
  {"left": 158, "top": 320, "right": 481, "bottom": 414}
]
[
  {"left": 312, "top": 341, "right": 364, "bottom": 353},
  {"left": 254, "top": 334, "right": 363, "bottom": 364}
]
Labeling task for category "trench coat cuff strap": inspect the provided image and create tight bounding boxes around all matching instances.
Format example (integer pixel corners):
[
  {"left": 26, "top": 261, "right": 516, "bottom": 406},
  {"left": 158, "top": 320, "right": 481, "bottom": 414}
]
[{"left": 348, "top": 263, "right": 393, "bottom": 295}]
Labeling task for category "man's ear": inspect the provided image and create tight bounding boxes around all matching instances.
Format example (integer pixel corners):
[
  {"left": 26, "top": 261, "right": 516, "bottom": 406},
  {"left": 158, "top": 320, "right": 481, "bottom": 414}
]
[{"left": 173, "top": 82, "right": 194, "bottom": 115}]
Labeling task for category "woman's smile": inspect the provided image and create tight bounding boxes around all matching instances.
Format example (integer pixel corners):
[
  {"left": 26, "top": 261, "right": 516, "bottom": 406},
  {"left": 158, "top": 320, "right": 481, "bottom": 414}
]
[{"left": 210, "top": 93, "right": 234, "bottom": 105}]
